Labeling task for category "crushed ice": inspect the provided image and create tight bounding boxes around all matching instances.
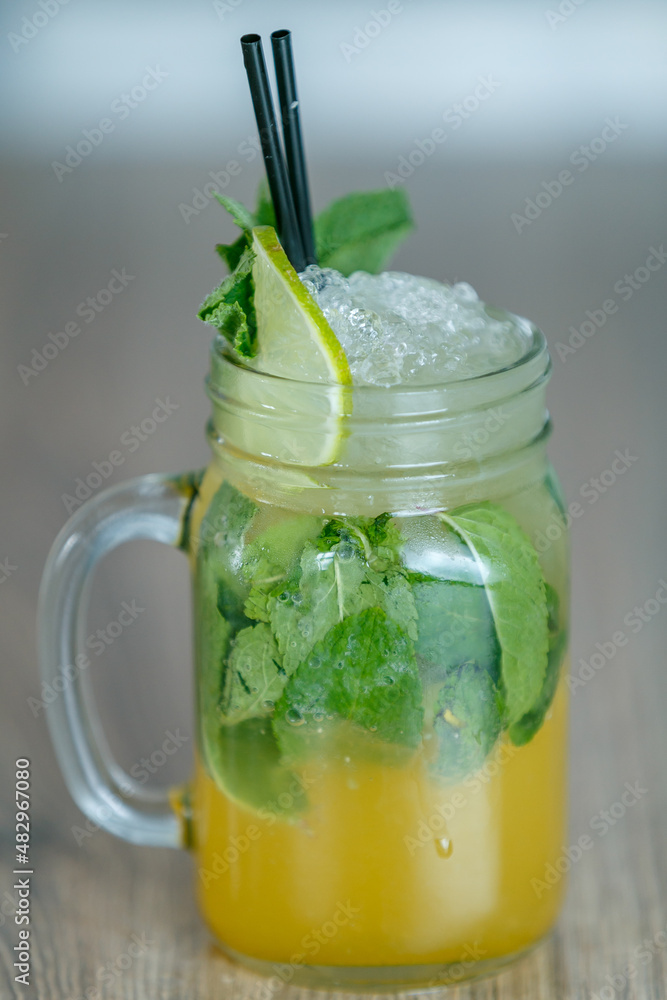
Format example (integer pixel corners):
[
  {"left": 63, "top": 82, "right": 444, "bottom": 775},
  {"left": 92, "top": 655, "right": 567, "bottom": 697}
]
[{"left": 299, "top": 266, "right": 533, "bottom": 387}]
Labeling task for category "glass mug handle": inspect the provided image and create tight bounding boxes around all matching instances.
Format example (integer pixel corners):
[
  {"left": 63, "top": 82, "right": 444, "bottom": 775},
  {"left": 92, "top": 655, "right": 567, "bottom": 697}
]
[{"left": 38, "top": 472, "right": 199, "bottom": 849}]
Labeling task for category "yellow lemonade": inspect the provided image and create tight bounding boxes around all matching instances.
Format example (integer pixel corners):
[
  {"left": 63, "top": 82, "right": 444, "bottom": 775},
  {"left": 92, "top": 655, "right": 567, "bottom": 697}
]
[{"left": 192, "top": 675, "right": 567, "bottom": 969}]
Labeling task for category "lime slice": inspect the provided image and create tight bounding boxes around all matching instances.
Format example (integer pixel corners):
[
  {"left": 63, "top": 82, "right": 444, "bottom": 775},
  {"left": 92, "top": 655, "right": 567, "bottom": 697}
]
[
  {"left": 252, "top": 226, "right": 350, "bottom": 382},
  {"left": 249, "top": 226, "right": 352, "bottom": 466},
  {"left": 209, "top": 227, "right": 352, "bottom": 477},
  {"left": 203, "top": 717, "right": 308, "bottom": 820}
]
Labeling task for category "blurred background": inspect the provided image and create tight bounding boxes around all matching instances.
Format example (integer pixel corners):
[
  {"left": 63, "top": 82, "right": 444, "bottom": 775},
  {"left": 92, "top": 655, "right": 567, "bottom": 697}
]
[{"left": 1, "top": 1, "right": 666, "bottom": 996}]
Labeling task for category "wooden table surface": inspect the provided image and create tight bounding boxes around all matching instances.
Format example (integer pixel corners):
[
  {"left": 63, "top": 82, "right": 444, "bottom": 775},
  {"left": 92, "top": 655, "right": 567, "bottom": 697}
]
[{"left": 1, "top": 157, "right": 666, "bottom": 1000}]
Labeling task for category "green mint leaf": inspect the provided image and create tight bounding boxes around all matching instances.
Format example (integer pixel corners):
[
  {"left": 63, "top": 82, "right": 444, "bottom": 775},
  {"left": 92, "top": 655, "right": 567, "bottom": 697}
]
[
  {"left": 214, "top": 193, "right": 256, "bottom": 232},
  {"left": 196, "top": 481, "right": 257, "bottom": 779},
  {"left": 202, "top": 181, "right": 278, "bottom": 354},
  {"left": 244, "top": 588, "right": 270, "bottom": 623},
  {"left": 431, "top": 664, "right": 503, "bottom": 783},
  {"left": 197, "top": 247, "right": 257, "bottom": 357},
  {"left": 196, "top": 557, "right": 235, "bottom": 783},
  {"left": 196, "top": 484, "right": 306, "bottom": 814},
  {"left": 508, "top": 583, "right": 567, "bottom": 746},
  {"left": 215, "top": 233, "right": 247, "bottom": 272},
  {"left": 199, "top": 479, "right": 258, "bottom": 558},
  {"left": 221, "top": 623, "right": 287, "bottom": 725},
  {"left": 314, "top": 189, "right": 414, "bottom": 275},
  {"left": 365, "top": 511, "right": 402, "bottom": 551},
  {"left": 438, "top": 503, "right": 549, "bottom": 725},
  {"left": 243, "top": 515, "right": 323, "bottom": 623},
  {"left": 197, "top": 480, "right": 257, "bottom": 641},
  {"left": 341, "top": 512, "right": 405, "bottom": 573},
  {"left": 411, "top": 578, "right": 499, "bottom": 681},
  {"left": 203, "top": 717, "right": 308, "bottom": 818},
  {"left": 213, "top": 181, "right": 276, "bottom": 272},
  {"left": 273, "top": 607, "right": 423, "bottom": 761},
  {"left": 254, "top": 178, "right": 277, "bottom": 227},
  {"left": 242, "top": 514, "right": 323, "bottom": 587},
  {"left": 269, "top": 538, "right": 371, "bottom": 672},
  {"left": 368, "top": 567, "right": 418, "bottom": 640},
  {"left": 267, "top": 517, "right": 417, "bottom": 671}
]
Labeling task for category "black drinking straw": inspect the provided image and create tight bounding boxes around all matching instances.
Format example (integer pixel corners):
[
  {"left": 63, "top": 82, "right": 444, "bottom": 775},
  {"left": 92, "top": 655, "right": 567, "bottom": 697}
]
[
  {"left": 271, "top": 29, "right": 317, "bottom": 265},
  {"left": 241, "top": 33, "right": 306, "bottom": 271}
]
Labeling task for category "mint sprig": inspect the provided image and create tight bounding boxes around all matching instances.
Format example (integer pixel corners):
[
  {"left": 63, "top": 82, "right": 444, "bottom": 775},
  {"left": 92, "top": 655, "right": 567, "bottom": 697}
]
[
  {"left": 197, "top": 183, "right": 414, "bottom": 358},
  {"left": 315, "top": 189, "right": 414, "bottom": 275},
  {"left": 198, "top": 246, "right": 257, "bottom": 357}
]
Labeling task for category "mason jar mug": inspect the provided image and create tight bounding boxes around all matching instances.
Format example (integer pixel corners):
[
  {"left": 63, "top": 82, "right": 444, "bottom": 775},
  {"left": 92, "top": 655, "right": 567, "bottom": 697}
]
[{"left": 39, "top": 324, "right": 569, "bottom": 990}]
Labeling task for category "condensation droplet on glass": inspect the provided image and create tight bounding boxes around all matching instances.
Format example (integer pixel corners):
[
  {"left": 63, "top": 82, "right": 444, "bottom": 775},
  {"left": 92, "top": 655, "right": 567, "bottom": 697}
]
[
  {"left": 285, "top": 708, "right": 305, "bottom": 727},
  {"left": 435, "top": 836, "right": 453, "bottom": 859}
]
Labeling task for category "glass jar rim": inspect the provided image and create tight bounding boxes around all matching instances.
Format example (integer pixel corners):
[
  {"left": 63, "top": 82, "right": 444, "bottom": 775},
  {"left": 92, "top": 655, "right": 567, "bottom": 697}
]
[
  {"left": 208, "top": 322, "right": 549, "bottom": 401},
  {"left": 205, "top": 322, "right": 551, "bottom": 511}
]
